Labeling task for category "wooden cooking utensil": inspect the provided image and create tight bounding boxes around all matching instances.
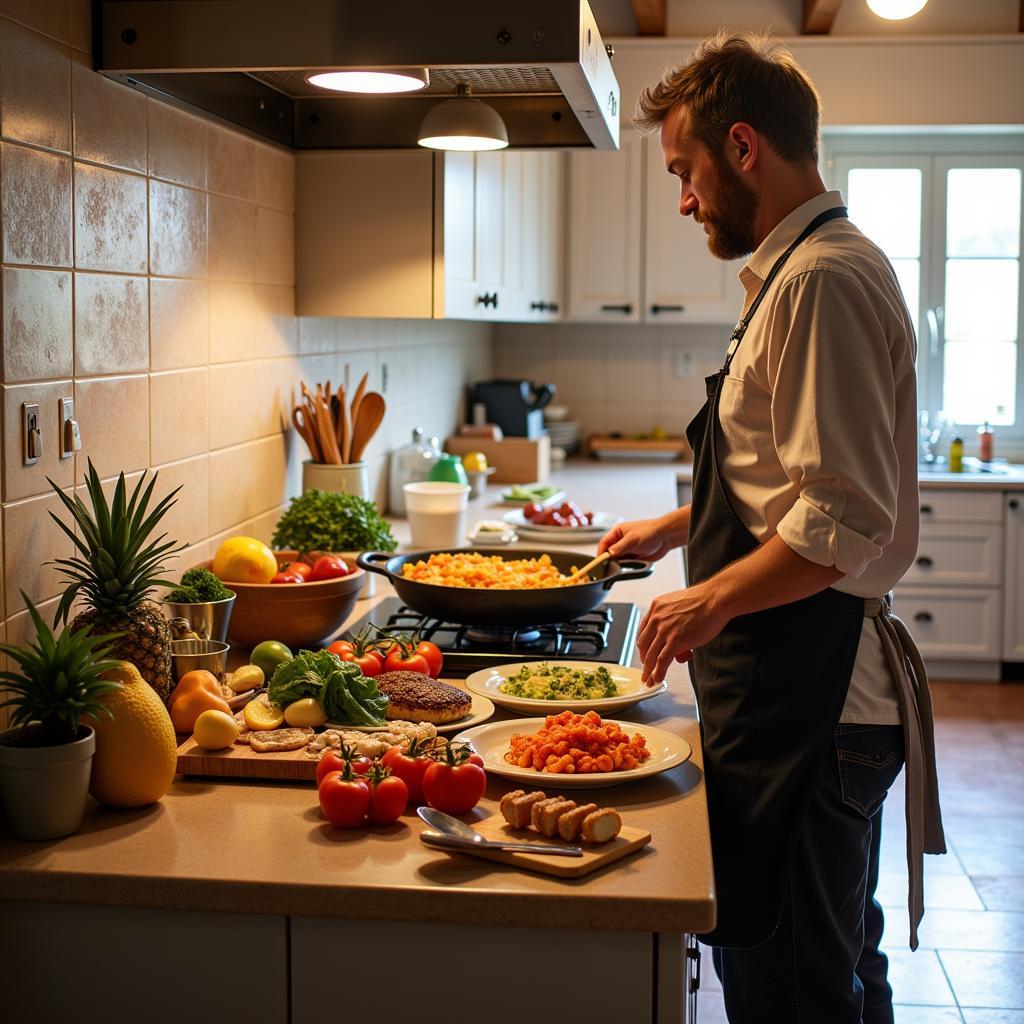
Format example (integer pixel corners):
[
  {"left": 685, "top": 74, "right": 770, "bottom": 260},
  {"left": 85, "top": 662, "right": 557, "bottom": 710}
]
[
  {"left": 348, "top": 391, "right": 386, "bottom": 464},
  {"left": 565, "top": 550, "right": 611, "bottom": 584},
  {"left": 316, "top": 393, "right": 340, "bottom": 463},
  {"left": 291, "top": 406, "right": 322, "bottom": 462},
  {"left": 349, "top": 371, "right": 369, "bottom": 430}
]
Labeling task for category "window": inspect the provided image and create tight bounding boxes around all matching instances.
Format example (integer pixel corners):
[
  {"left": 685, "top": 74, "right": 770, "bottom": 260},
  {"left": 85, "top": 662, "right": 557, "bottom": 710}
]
[{"left": 827, "top": 135, "right": 1024, "bottom": 440}]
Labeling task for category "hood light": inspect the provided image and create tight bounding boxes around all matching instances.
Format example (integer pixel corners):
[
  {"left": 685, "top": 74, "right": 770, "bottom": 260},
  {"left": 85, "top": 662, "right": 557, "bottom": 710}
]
[
  {"left": 305, "top": 68, "right": 429, "bottom": 94},
  {"left": 418, "top": 84, "right": 509, "bottom": 152},
  {"left": 865, "top": 0, "right": 928, "bottom": 19}
]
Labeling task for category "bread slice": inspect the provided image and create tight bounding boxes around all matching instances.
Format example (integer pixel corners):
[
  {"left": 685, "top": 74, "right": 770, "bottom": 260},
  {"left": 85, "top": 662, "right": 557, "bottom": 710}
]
[
  {"left": 538, "top": 799, "right": 576, "bottom": 838},
  {"left": 557, "top": 802, "right": 598, "bottom": 842},
  {"left": 530, "top": 797, "right": 564, "bottom": 832},
  {"left": 581, "top": 807, "right": 622, "bottom": 844},
  {"left": 499, "top": 790, "right": 526, "bottom": 826},
  {"left": 508, "top": 791, "right": 547, "bottom": 829}
]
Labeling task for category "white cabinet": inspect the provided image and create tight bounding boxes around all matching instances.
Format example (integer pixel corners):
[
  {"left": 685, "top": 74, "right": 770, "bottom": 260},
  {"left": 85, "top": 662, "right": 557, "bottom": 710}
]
[
  {"left": 566, "top": 132, "right": 744, "bottom": 324},
  {"left": 1004, "top": 493, "right": 1024, "bottom": 660}
]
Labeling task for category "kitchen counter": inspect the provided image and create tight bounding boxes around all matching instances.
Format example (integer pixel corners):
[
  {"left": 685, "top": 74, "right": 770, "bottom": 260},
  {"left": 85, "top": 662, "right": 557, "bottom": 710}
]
[{"left": 0, "top": 461, "right": 712, "bottom": 936}]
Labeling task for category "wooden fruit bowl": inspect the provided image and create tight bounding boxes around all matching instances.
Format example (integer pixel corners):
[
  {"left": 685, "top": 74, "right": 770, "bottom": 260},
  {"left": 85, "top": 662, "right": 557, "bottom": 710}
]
[{"left": 196, "top": 551, "right": 364, "bottom": 651}]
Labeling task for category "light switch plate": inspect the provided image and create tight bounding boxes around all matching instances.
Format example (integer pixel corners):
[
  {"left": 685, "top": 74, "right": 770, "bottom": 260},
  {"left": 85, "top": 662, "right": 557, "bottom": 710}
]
[
  {"left": 58, "top": 397, "right": 79, "bottom": 459},
  {"left": 22, "top": 402, "right": 41, "bottom": 466}
]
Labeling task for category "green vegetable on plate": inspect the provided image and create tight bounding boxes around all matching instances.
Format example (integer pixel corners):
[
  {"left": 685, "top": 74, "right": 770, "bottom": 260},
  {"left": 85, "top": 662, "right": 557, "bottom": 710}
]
[{"left": 498, "top": 663, "right": 620, "bottom": 701}]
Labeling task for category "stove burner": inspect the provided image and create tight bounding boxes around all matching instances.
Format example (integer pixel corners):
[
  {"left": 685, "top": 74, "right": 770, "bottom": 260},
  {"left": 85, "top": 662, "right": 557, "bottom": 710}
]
[{"left": 461, "top": 625, "right": 543, "bottom": 647}]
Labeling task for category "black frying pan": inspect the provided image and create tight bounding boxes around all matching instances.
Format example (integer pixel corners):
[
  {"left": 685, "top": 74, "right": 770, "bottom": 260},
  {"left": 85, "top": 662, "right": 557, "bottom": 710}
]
[{"left": 357, "top": 548, "right": 652, "bottom": 628}]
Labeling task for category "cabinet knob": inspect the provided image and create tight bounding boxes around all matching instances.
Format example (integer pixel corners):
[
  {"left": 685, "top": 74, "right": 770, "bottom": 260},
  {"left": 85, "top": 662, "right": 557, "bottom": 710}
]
[
  {"left": 476, "top": 292, "right": 498, "bottom": 309},
  {"left": 920, "top": 504, "right": 933, "bottom": 515},
  {"left": 600, "top": 304, "right": 632, "bottom": 314},
  {"left": 530, "top": 301, "right": 546, "bottom": 312},
  {"left": 1011, "top": 499, "right": 1020, "bottom": 510},
  {"left": 916, "top": 556, "right": 934, "bottom": 568},
  {"left": 650, "top": 304, "right": 685, "bottom": 315},
  {"left": 550, "top": 302, "right": 559, "bottom": 313},
  {"left": 914, "top": 611, "right": 933, "bottom": 624}
]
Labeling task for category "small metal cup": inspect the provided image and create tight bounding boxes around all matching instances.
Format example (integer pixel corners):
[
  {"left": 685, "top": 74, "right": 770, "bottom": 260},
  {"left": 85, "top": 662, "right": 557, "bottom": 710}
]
[
  {"left": 170, "top": 639, "right": 230, "bottom": 683},
  {"left": 160, "top": 594, "right": 235, "bottom": 643}
]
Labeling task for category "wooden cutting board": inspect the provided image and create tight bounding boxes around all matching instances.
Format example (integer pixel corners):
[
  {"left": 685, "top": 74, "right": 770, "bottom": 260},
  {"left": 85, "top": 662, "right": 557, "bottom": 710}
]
[
  {"left": 176, "top": 735, "right": 319, "bottom": 780},
  {"left": 422, "top": 811, "right": 652, "bottom": 878}
]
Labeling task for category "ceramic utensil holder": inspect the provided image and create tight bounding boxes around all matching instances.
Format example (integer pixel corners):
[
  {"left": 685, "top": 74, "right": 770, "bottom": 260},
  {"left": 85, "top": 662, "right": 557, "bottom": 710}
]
[{"left": 302, "top": 460, "right": 369, "bottom": 499}]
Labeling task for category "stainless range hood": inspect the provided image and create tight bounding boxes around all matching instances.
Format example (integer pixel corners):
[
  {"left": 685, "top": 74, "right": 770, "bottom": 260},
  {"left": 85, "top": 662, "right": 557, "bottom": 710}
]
[{"left": 95, "top": 0, "right": 620, "bottom": 150}]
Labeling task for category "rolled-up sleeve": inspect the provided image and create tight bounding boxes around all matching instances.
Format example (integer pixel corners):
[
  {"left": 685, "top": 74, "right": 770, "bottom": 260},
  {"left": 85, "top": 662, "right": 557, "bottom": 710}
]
[{"left": 767, "top": 268, "right": 899, "bottom": 579}]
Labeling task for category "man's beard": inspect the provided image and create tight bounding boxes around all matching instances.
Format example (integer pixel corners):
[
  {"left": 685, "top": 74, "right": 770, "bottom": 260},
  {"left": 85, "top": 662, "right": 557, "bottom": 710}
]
[{"left": 697, "top": 153, "right": 758, "bottom": 261}]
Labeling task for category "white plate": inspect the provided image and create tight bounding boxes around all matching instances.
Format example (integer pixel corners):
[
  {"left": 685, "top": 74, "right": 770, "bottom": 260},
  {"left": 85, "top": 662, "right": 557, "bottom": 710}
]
[
  {"left": 465, "top": 661, "right": 666, "bottom": 716},
  {"left": 326, "top": 690, "right": 495, "bottom": 735},
  {"left": 499, "top": 486, "right": 565, "bottom": 507},
  {"left": 453, "top": 717, "right": 692, "bottom": 789},
  {"left": 503, "top": 509, "right": 621, "bottom": 538}
]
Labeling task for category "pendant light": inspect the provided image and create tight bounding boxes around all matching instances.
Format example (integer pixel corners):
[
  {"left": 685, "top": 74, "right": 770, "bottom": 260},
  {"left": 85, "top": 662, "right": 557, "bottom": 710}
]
[
  {"left": 417, "top": 83, "right": 509, "bottom": 152},
  {"left": 306, "top": 68, "right": 430, "bottom": 94},
  {"left": 865, "top": 0, "right": 928, "bottom": 19}
]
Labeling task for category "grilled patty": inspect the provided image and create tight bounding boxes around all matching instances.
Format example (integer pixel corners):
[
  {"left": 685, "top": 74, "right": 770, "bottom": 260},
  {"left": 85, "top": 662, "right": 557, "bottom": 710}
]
[{"left": 376, "top": 670, "right": 472, "bottom": 724}]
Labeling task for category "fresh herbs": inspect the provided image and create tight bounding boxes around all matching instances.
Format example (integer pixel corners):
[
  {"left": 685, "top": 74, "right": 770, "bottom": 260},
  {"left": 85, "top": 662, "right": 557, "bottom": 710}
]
[
  {"left": 166, "top": 567, "right": 234, "bottom": 604},
  {"left": 271, "top": 489, "right": 396, "bottom": 555},
  {"left": 268, "top": 648, "right": 389, "bottom": 727}
]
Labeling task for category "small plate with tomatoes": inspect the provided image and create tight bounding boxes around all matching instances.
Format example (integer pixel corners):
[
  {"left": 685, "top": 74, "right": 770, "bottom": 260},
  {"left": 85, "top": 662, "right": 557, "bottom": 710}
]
[{"left": 503, "top": 505, "right": 621, "bottom": 541}]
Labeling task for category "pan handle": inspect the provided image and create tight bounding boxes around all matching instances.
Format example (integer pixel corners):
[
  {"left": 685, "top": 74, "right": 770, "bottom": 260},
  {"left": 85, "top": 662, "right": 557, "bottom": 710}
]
[
  {"left": 602, "top": 559, "right": 653, "bottom": 589},
  {"left": 357, "top": 551, "right": 394, "bottom": 577}
]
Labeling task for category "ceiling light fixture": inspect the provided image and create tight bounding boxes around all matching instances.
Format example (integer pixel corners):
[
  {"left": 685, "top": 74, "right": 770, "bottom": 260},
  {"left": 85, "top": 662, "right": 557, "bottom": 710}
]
[
  {"left": 865, "top": 0, "right": 929, "bottom": 20},
  {"left": 305, "top": 68, "right": 429, "bottom": 94},
  {"left": 417, "top": 83, "right": 509, "bottom": 152}
]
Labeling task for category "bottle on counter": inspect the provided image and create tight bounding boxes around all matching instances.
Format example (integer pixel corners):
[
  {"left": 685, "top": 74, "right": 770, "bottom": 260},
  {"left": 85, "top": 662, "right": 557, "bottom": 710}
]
[
  {"left": 388, "top": 428, "right": 442, "bottom": 515},
  {"left": 949, "top": 436, "right": 964, "bottom": 473},
  {"left": 978, "top": 421, "right": 994, "bottom": 462}
]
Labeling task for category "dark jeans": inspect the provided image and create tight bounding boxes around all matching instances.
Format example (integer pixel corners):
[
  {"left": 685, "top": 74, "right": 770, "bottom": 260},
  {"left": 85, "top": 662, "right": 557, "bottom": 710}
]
[{"left": 712, "top": 724, "right": 905, "bottom": 1024}]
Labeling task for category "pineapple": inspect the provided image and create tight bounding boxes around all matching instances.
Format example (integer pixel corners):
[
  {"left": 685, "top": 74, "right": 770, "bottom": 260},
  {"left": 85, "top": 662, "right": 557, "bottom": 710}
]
[{"left": 48, "top": 461, "right": 184, "bottom": 702}]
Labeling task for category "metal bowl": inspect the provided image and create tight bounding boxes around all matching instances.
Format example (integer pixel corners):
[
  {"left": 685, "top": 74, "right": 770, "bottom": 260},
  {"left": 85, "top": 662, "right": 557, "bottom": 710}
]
[
  {"left": 161, "top": 594, "right": 235, "bottom": 643},
  {"left": 170, "top": 639, "right": 230, "bottom": 683}
]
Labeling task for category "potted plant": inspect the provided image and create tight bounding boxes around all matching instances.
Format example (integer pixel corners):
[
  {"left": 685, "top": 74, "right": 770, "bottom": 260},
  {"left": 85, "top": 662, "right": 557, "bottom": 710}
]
[
  {"left": 271, "top": 489, "right": 397, "bottom": 598},
  {"left": 0, "top": 597, "right": 121, "bottom": 840}
]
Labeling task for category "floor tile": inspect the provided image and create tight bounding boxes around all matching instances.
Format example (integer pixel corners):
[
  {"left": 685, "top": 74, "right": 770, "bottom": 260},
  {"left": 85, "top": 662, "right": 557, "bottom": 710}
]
[
  {"left": 973, "top": 878, "right": 1024, "bottom": 913},
  {"left": 939, "top": 951, "right": 1024, "bottom": 1009},
  {"left": 695, "top": 990, "right": 729, "bottom": 1023},
  {"left": 888, "top": 949, "right": 959, "bottom": 1006},
  {"left": 961, "top": 1011, "right": 1024, "bottom": 1023},
  {"left": 952, "top": 840, "right": 1024, "bottom": 878},
  {"left": 878, "top": 870, "right": 985, "bottom": 911},
  {"left": 894, "top": 1008, "right": 964, "bottom": 1024},
  {"left": 885, "top": 910, "right": 1024, "bottom": 953}
]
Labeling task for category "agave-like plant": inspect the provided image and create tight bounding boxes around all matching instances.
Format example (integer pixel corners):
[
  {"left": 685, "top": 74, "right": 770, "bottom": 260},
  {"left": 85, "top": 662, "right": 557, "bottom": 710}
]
[{"left": 0, "top": 595, "right": 123, "bottom": 747}]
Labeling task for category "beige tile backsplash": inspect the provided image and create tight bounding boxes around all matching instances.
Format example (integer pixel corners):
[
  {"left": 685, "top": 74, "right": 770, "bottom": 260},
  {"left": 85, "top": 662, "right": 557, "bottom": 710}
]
[{"left": 0, "top": 12, "right": 491, "bottom": 718}]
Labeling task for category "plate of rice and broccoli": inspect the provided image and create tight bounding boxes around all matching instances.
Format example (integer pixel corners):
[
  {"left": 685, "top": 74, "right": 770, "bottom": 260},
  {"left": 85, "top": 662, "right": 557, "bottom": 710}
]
[{"left": 464, "top": 660, "right": 667, "bottom": 716}]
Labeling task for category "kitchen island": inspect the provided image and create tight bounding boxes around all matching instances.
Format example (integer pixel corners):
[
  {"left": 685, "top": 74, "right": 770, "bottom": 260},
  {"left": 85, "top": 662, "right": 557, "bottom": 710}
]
[{"left": 0, "top": 461, "right": 711, "bottom": 1024}]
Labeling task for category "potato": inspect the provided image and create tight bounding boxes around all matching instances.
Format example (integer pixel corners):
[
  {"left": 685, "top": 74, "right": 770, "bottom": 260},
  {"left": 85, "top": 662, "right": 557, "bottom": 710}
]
[{"left": 227, "top": 664, "right": 265, "bottom": 694}]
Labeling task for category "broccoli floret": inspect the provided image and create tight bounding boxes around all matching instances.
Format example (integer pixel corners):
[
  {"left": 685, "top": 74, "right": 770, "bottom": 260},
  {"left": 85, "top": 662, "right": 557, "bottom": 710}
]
[{"left": 168, "top": 568, "right": 234, "bottom": 603}]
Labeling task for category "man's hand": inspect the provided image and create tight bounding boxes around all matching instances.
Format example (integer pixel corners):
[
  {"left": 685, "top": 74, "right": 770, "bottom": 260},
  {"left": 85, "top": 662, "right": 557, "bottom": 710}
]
[
  {"left": 636, "top": 583, "right": 727, "bottom": 686},
  {"left": 597, "top": 507, "right": 690, "bottom": 562}
]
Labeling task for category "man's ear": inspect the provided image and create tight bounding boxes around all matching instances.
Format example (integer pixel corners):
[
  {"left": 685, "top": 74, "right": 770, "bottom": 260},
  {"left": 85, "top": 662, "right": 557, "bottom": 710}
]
[{"left": 728, "top": 122, "right": 758, "bottom": 171}]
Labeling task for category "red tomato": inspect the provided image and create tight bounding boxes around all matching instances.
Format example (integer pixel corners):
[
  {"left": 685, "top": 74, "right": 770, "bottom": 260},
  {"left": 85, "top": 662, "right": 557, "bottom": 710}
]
[
  {"left": 318, "top": 772, "right": 369, "bottom": 828},
  {"left": 271, "top": 571, "right": 303, "bottom": 584},
  {"left": 423, "top": 760, "right": 486, "bottom": 815},
  {"left": 383, "top": 647, "right": 431, "bottom": 675},
  {"left": 315, "top": 749, "right": 348, "bottom": 787},
  {"left": 309, "top": 555, "right": 350, "bottom": 581},
  {"left": 367, "top": 773, "right": 408, "bottom": 824},
  {"left": 381, "top": 743, "right": 433, "bottom": 805},
  {"left": 350, "top": 755, "right": 374, "bottom": 776},
  {"left": 338, "top": 649, "right": 384, "bottom": 677},
  {"left": 413, "top": 640, "right": 443, "bottom": 678},
  {"left": 326, "top": 640, "right": 355, "bottom": 657},
  {"left": 283, "top": 561, "right": 313, "bottom": 581},
  {"left": 523, "top": 502, "right": 541, "bottom": 521}
]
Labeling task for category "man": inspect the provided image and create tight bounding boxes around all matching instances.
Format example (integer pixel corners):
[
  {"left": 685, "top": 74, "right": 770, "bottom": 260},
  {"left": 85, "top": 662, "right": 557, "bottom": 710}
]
[{"left": 598, "top": 33, "right": 944, "bottom": 1024}]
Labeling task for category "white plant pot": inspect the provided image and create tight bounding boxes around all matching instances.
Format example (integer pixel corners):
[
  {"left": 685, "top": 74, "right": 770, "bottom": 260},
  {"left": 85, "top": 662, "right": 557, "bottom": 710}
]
[{"left": 0, "top": 725, "right": 96, "bottom": 840}]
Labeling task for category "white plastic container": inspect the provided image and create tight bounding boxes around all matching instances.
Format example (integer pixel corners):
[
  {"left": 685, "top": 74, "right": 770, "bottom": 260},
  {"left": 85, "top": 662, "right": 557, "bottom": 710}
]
[{"left": 403, "top": 482, "right": 470, "bottom": 549}]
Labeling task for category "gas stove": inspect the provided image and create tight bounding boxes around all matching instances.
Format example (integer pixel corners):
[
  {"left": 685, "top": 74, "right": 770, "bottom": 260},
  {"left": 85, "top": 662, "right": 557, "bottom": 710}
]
[{"left": 348, "top": 599, "right": 640, "bottom": 677}]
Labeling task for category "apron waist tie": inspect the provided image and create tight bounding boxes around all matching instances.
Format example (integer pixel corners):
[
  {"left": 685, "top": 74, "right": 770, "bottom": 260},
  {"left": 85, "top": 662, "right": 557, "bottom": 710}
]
[{"left": 863, "top": 595, "right": 946, "bottom": 951}]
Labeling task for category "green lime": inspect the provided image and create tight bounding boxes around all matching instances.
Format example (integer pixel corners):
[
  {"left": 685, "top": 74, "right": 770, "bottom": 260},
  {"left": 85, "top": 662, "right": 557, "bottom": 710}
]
[{"left": 250, "top": 640, "right": 293, "bottom": 680}]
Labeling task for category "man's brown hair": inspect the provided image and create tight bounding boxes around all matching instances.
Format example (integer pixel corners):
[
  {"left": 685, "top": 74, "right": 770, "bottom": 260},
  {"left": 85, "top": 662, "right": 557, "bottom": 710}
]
[{"left": 635, "top": 32, "right": 822, "bottom": 165}]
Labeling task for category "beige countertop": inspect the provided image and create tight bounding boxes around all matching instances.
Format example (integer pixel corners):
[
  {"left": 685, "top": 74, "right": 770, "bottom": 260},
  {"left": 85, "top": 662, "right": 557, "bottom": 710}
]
[{"left": 0, "top": 461, "right": 714, "bottom": 935}]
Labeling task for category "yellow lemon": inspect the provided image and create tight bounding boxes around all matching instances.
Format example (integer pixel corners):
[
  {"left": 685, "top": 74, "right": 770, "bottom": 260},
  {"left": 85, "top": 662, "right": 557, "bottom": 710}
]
[
  {"left": 211, "top": 536, "right": 278, "bottom": 584},
  {"left": 83, "top": 661, "right": 177, "bottom": 808},
  {"left": 284, "top": 698, "right": 327, "bottom": 728},
  {"left": 243, "top": 697, "right": 285, "bottom": 731},
  {"left": 462, "top": 451, "right": 488, "bottom": 473},
  {"left": 193, "top": 709, "right": 240, "bottom": 750},
  {"left": 227, "top": 664, "right": 265, "bottom": 694}
]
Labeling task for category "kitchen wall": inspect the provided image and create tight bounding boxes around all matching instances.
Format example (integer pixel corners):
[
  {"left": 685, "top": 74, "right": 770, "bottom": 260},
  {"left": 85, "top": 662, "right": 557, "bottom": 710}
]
[{"left": 0, "top": 2, "right": 490, "bottom": 684}]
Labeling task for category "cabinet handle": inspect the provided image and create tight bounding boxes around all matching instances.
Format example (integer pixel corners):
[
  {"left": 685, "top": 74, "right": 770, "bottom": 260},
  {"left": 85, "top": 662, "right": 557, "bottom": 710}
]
[
  {"left": 920, "top": 504, "right": 933, "bottom": 514},
  {"left": 650, "top": 304, "right": 685, "bottom": 314},
  {"left": 916, "top": 556, "right": 934, "bottom": 568},
  {"left": 549, "top": 301, "right": 559, "bottom": 313},
  {"left": 600, "top": 304, "right": 632, "bottom": 314},
  {"left": 1011, "top": 499, "right": 1020, "bottom": 510},
  {"left": 914, "top": 611, "right": 933, "bottom": 624},
  {"left": 476, "top": 292, "right": 498, "bottom": 309},
  {"left": 530, "top": 301, "right": 546, "bottom": 312}
]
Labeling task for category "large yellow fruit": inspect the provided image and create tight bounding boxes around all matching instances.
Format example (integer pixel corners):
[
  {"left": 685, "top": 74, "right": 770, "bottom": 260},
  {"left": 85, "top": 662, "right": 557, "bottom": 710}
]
[
  {"left": 211, "top": 536, "right": 277, "bottom": 584},
  {"left": 84, "top": 661, "right": 177, "bottom": 808}
]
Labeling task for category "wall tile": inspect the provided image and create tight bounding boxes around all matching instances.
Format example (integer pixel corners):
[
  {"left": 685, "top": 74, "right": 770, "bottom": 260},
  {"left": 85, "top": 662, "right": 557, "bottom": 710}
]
[
  {"left": 150, "top": 368, "right": 208, "bottom": 466},
  {"left": 2, "top": 268, "right": 73, "bottom": 381},
  {"left": 74, "top": 162, "right": 147, "bottom": 272},
  {"left": 147, "top": 100, "right": 206, "bottom": 189},
  {"left": 298, "top": 318, "right": 337, "bottom": 355},
  {"left": 150, "top": 455, "right": 210, "bottom": 556},
  {"left": 1, "top": 142, "right": 73, "bottom": 266},
  {"left": 167, "top": 540, "right": 212, "bottom": 583},
  {"left": 74, "top": 272, "right": 148, "bottom": 375},
  {"left": 208, "top": 361, "right": 257, "bottom": 450},
  {"left": 0, "top": 19, "right": 71, "bottom": 152},
  {"left": 150, "top": 278, "right": 208, "bottom": 370},
  {"left": 74, "top": 375, "right": 149, "bottom": 479},
  {"left": 607, "top": 339, "right": 658, "bottom": 402},
  {"left": 253, "top": 284, "right": 297, "bottom": 357},
  {"left": 5, "top": 597, "right": 60, "bottom": 652},
  {"left": 253, "top": 142, "right": 294, "bottom": 212},
  {"left": 0, "top": 0, "right": 71, "bottom": 45},
  {"left": 70, "top": 0, "right": 90, "bottom": 53},
  {"left": 71, "top": 57, "right": 146, "bottom": 172},
  {"left": 208, "top": 435, "right": 287, "bottom": 535},
  {"left": 3, "top": 491, "right": 75, "bottom": 610},
  {"left": 2, "top": 379, "right": 75, "bottom": 501},
  {"left": 206, "top": 124, "right": 254, "bottom": 200},
  {"left": 208, "top": 194, "right": 256, "bottom": 282},
  {"left": 149, "top": 180, "right": 207, "bottom": 279},
  {"left": 255, "top": 207, "right": 294, "bottom": 286},
  {"left": 208, "top": 282, "right": 255, "bottom": 363}
]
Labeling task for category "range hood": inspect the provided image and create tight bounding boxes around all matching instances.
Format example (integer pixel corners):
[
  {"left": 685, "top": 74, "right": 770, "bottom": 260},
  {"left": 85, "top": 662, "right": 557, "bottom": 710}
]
[{"left": 95, "top": 0, "right": 620, "bottom": 150}]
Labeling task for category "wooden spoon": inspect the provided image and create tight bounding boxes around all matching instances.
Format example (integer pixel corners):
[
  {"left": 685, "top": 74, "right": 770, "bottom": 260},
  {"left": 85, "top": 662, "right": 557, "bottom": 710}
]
[
  {"left": 349, "top": 371, "right": 369, "bottom": 430},
  {"left": 348, "top": 391, "right": 386, "bottom": 463},
  {"left": 316, "top": 393, "right": 341, "bottom": 463},
  {"left": 337, "top": 383, "right": 352, "bottom": 463},
  {"left": 291, "top": 406, "right": 322, "bottom": 462},
  {"left": 565, "top": 550, "right": 611, "bottom": 584}
]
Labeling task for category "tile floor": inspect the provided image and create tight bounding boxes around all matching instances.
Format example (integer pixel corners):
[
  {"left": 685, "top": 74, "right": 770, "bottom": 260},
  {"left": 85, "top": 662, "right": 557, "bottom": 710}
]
[{"left": 695, "top": 681, "right": 1024, "bottom": 1023}]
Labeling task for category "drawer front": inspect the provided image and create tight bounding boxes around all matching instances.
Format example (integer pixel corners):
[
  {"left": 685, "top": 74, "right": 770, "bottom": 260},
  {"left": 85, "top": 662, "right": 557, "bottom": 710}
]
[
  {"left": 917, "top": 489, "right": 1003, "bottom": 524},
  {"left": 892, "top": 587, "right": 1002, "bottom": 659},
  {"left": 903, "top": 523, "right": 1004, "bottom": 586}
]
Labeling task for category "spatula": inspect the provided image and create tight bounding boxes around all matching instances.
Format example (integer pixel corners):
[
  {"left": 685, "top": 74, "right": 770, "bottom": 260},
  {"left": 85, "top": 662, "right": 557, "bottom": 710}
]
[
  {"left": 348, "top": 391, "right": 386, "bottom": 463},
  {"left": 565, "top": 550, "right": 611, "bottom": 584}
]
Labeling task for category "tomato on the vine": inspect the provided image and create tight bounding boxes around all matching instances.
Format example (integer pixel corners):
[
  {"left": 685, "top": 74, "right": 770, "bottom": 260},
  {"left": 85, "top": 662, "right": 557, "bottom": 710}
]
[
  {"left": 412, "top": 640, "right": 443, "bottom": 678},
  {"left": 340, "top": 649, "right": 384, "bottom": 677},
  {"left": 423, "top": 741, "right": 486, "bottom": 815},
  {"left": 365, "top": 764, "right": 408, "bottom": 824},
  {"left": 315, "top": 748, "right": 348, "bottom": 787},
  {"left": 318, "top": 771, "right": 369, "bottom": 828},
  {"left": 383, "top": 646, "right": 431, "bottom": 675},
  {"left": 380, "top": 739, "right": 433, "bottom": 805},
  {"left": 326, "top": 639, "right": 355, "bottom": 657}
]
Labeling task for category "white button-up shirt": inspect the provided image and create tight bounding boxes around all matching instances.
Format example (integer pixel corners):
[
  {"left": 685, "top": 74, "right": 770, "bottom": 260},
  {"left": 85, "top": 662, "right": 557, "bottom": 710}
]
[{"left": 718, "top": 190, "right": 918, "bottom": 723}]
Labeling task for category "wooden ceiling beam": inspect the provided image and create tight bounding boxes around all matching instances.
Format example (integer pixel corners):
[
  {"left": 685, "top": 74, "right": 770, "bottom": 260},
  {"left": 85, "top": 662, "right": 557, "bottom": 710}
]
[
  {"left": 630, "top": 0, "right": 666, "bottom": 36},
  {"left": 802, "top": 0, "right": 843, "bottom": 34}
]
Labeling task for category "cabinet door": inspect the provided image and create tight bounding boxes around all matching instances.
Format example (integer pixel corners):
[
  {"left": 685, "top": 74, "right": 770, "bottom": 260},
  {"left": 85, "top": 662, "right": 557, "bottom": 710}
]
[
  {"left": 566, "top": 131, "right": 643, "bottom": 321},
  {"left": 1004, "top": 493, "right": 1024, "bottom": 660},
  {"left": 643, "top": 142, "right": 745, "bottom": 324}
]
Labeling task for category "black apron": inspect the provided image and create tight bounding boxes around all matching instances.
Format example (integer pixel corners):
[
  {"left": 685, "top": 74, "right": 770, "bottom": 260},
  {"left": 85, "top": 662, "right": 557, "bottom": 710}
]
[{"left": 686, "top": 206, "right": 867, "bottom": 948}]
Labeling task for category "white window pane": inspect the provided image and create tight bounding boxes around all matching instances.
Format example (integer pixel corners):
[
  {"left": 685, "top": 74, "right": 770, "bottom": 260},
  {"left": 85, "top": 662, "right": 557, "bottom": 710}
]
[
  {"left": 847, "top": 168, "right": 922, "bottom": 258},
  {"left": 947, "top": 168, "right": 1021, "bottom": 258},
  {"left": 890, "top": 258, "right": 920, "bottom": 338},
  {"left": 944, "top": 259, "right": 1019, "bottom": 343},
  {"left": 943, "top": 341, "right": 1017, "bottom": 426}
]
